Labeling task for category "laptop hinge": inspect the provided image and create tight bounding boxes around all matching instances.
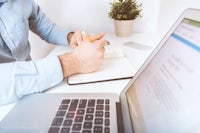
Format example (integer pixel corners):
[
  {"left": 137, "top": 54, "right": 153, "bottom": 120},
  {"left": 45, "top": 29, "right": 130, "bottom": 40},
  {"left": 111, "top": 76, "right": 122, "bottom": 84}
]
[{"left": 116, "top": 102, "right": 125, "bottom": 133}]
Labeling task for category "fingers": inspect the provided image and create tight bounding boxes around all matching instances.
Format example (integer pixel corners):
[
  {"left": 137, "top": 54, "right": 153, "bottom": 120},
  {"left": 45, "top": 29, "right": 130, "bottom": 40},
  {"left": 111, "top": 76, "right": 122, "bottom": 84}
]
[
  {"left": 87, "top": 32, "right": 105, "bottom": 42},
  {"left": 82, "top": 31, "right": 105, "bottom": 42},
  {"left": 70, "top": 31, "right": 83, "bottom": 48},
  {"left": 75, "top": 31, "right": 83, "bottom": 43},
  {"left": 82, "top": 32, "right": 108, "bottom": 48},
  {"left": 97, "top": 39, "right": 109, "bottom": 48},
  {"left": 70, "top": 31, "right": 108, "bottom": 49}
]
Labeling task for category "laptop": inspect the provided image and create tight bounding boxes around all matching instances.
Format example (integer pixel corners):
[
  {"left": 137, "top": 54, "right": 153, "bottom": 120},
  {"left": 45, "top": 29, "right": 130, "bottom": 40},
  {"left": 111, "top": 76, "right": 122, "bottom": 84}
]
[{"left": 1, "top": 8, "right": 200, "bottom": 133}]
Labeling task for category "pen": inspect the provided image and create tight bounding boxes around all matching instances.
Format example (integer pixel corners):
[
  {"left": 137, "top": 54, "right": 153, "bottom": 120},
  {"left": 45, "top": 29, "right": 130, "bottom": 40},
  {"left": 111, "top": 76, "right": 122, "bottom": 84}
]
[
  {"left": 86, "top": 34, "right": 94, "bottom": 42},
  {"left": 81, "top": 31, "right": 94, "bottom": 42}
]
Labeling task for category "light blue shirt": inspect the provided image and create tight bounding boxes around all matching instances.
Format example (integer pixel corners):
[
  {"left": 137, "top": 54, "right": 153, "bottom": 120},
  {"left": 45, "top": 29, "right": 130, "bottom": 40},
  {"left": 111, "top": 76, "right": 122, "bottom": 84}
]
[{"left": 0, "top": 0, "right": 70, "bottom": 105}]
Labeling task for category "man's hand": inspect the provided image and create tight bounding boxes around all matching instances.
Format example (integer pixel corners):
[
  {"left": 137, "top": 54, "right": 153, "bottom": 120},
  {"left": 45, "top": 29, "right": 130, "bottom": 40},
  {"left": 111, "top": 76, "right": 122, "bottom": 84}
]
[
  {"left": 59, "top": 36, "right": 108, "bottom": 78},
  {"left": 68, "top": 31, "right": 105, "bottom": 48}
]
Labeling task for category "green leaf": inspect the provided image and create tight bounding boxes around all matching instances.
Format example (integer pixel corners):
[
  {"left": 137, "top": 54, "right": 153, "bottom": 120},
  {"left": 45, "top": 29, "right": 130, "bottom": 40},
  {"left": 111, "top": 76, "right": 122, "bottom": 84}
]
[{"left": 108, "top": 0, "right": 142, "bottom": 20}]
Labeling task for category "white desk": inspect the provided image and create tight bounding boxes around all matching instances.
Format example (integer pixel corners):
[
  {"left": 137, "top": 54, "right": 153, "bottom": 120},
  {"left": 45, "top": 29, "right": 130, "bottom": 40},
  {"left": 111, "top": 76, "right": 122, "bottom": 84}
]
[{"left": 0, "top": 33, "right": 162, "bottom": 122}]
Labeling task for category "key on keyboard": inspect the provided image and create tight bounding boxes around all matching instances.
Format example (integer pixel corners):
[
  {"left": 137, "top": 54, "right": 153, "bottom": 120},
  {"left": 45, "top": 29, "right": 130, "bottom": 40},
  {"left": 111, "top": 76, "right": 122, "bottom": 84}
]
[{"left": 48, "top": 99, "right": 110, "bottom": 133}]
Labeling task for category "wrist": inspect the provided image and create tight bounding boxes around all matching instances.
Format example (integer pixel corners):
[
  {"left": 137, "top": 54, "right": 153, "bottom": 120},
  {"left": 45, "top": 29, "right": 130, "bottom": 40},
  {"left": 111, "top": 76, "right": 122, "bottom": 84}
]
[
  {"left": 58, "top": 53, "right": 79, "bottom": 77},
  {"left": 67, "top": 31, "right": 75, "bottom": 44}
]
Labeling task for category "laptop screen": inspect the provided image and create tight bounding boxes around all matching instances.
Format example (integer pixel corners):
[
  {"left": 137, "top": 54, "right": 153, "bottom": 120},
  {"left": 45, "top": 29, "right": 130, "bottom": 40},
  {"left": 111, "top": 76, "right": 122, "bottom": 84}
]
[{"left": 126, "top": 18, "right": 200, "bottom": 133}]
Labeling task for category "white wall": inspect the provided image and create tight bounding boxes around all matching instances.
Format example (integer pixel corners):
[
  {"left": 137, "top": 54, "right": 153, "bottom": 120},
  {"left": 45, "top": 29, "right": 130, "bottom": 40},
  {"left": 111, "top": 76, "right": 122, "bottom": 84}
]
[
  {"left": 30, "top": 0, "right": 160, "bottom": 59},
  {"left": 29, "top": 0, "right": 200, "bottom": 59},
  {"left": 158, "top": 0, "right": 200, "bottom": 36}
]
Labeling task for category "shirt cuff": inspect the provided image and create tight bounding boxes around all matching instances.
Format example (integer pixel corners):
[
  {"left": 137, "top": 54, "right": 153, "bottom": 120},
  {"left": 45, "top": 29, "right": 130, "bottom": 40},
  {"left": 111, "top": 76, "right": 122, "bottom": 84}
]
[{"left": 36, "top": 55, "right": 64, "bottom": 92}]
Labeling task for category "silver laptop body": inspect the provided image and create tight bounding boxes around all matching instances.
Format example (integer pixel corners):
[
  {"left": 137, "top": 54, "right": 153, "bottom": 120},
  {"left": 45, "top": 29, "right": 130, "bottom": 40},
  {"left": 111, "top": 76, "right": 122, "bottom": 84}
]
[{"left": 1, "top": 8, "right": 200, "bottom": 133}]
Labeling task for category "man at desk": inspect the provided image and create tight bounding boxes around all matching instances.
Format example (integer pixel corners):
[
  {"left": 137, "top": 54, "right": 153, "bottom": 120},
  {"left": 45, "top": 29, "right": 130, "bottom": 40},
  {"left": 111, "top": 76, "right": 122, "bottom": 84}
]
[{"left": 0, "top": 0, "right": 107, "bottom": 105}]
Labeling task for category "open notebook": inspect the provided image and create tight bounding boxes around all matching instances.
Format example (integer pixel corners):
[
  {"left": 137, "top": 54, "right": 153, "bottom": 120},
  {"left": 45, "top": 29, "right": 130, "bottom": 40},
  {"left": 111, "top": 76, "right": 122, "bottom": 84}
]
[
  {"left": 48, "top": 45, "right": 136, "bottom": 85},
  {"left": 67, "top": 52, "right": 136, "bottom": 85}
]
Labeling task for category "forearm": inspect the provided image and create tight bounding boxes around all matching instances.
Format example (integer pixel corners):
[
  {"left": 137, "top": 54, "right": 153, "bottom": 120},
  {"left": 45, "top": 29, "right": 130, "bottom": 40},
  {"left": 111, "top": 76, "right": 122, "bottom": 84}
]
[{"left": 0, "top": 56, "right": 63, "bottom": 105}]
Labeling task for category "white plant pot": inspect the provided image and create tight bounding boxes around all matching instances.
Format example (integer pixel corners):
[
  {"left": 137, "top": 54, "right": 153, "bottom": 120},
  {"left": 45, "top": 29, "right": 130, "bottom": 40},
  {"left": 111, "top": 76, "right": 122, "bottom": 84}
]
[{"left": 114, "top": 20, "right": 134, "bottom": 37}]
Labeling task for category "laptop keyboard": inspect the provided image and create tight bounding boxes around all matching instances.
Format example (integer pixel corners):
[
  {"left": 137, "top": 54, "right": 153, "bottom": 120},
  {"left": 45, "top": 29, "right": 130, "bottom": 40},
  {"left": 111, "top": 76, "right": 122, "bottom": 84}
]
[{"left": 48, "top": 99, "right": 110, "bottom": 133}]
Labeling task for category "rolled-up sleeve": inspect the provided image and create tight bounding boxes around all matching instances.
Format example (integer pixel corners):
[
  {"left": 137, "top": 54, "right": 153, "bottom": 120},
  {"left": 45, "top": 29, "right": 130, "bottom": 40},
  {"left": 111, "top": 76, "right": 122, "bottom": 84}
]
[{"left": 0, "top": 56, "right": 63, "bottom": 105}]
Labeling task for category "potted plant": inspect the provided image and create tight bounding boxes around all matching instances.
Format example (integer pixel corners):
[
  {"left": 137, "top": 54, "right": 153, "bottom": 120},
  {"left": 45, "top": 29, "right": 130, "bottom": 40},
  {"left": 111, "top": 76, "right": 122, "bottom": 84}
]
[{"left": 108, "top": 0, "right": 142, "bottom": 37}]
